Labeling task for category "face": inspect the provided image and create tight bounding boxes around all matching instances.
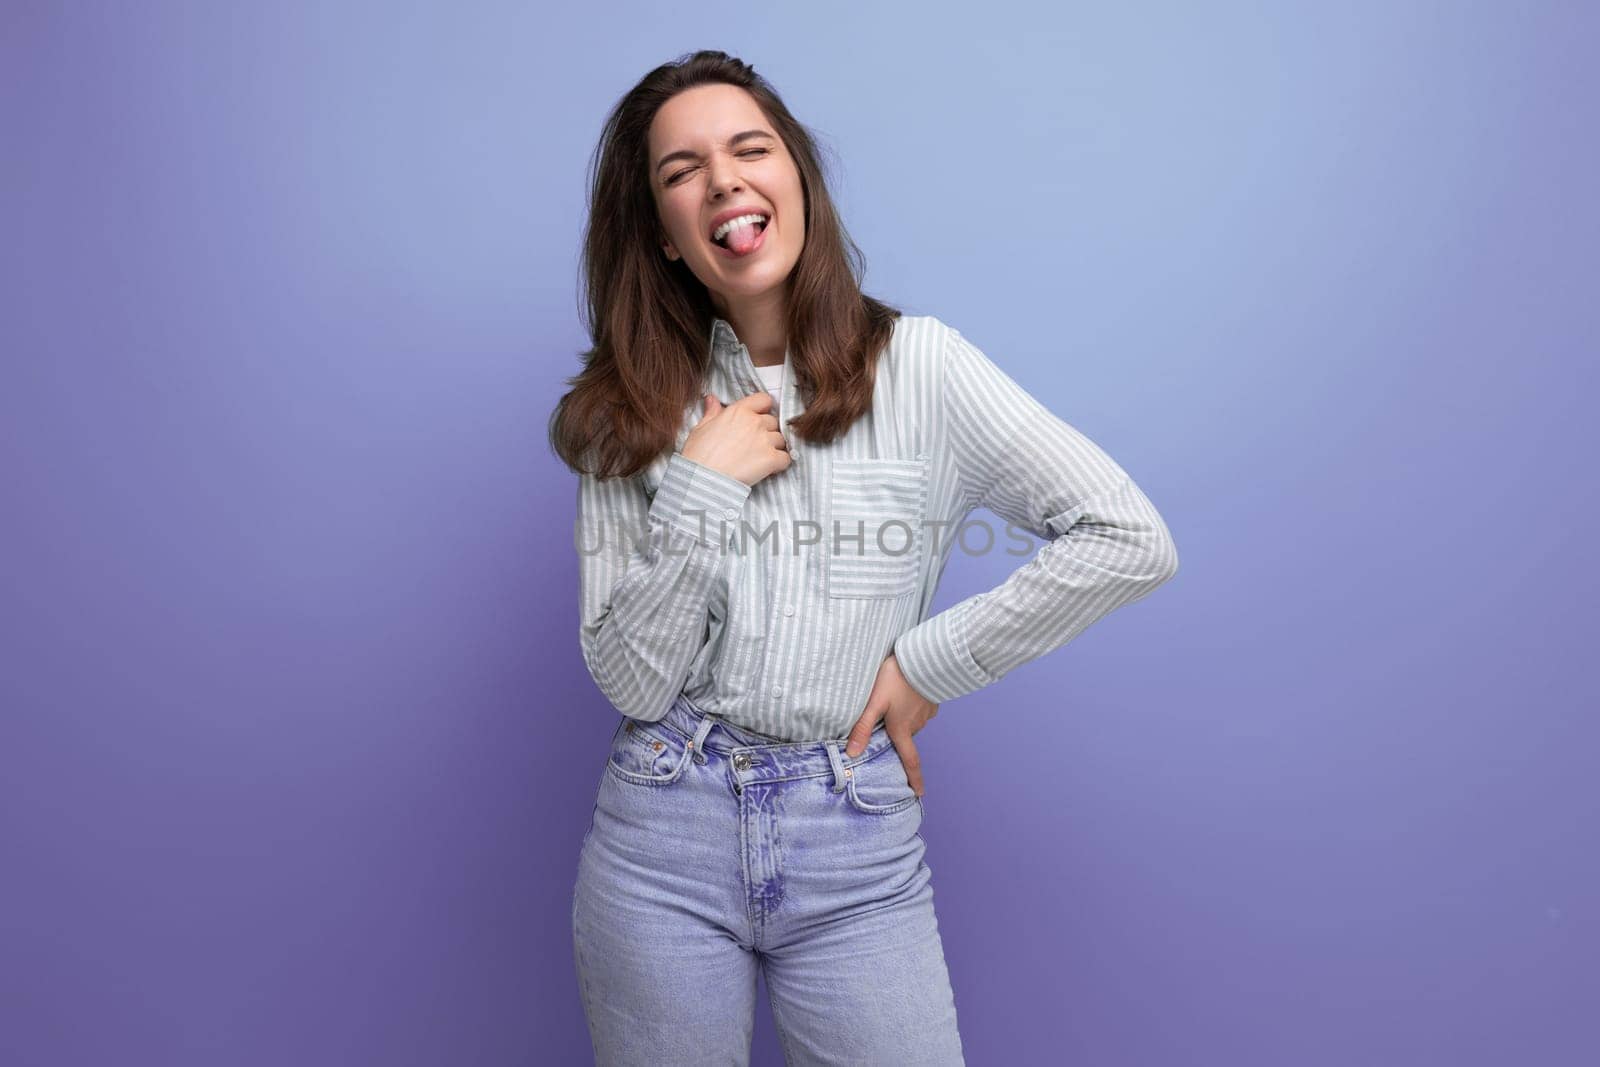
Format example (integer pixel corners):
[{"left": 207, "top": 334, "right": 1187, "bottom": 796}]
[{"left": 648, "top": 84, "right": 806, "bottom": 311}]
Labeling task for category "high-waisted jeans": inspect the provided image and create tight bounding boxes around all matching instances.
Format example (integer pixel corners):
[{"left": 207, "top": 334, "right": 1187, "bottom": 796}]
[{"left": 571, "top": 691, "right": 965, "bottom": 1066}]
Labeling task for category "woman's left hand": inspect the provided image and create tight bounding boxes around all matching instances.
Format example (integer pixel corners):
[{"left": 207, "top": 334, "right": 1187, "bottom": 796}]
[{"left": 843, "top": 653, "right": 940, "bottom": 796}]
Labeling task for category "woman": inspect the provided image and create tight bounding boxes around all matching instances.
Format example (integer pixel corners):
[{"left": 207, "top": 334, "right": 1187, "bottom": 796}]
[{"left": 549, "top": 50, "right": 1179, "bottom": 1066}]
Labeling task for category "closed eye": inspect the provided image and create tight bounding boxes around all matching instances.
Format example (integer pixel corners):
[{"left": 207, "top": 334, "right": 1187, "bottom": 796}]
[{"left": 665, "top": 147, "right": 771, "bottom": 186}]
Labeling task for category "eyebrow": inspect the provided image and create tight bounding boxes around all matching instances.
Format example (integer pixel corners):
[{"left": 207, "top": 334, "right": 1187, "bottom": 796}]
[{"left": 655, "top": 130, "right": 775, "bottom": 174}]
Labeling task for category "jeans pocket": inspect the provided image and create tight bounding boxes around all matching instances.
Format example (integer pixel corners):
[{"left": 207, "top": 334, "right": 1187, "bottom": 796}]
[
  {"left": 826, "top": 457, "right": 926, "bottom": 600},
  {"left": 844, "top": 744, "right": 920, "bottom": 815},
  {"left": 604, "top": 716, "right": 693, "bottom": 786}
]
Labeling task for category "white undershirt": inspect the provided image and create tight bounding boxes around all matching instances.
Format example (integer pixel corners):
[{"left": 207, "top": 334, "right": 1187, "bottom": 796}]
[{"left": 754, "top": 361, "right": 784, "bottom": 416}]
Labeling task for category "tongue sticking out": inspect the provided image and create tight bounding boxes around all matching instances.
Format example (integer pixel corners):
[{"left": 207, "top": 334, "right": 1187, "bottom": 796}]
[{"left": 724, "top": 218, "right": 763, "bottom": 255}]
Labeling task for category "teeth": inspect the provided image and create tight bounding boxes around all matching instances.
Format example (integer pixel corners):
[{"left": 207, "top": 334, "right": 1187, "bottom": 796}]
[{"left": 712, "top": 213, "right": 769, "bottom": 242}]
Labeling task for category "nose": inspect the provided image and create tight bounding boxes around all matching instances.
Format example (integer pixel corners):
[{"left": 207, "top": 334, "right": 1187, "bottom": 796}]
[{"left": 706, "top": 152, "right": 744, "bottom": 201}]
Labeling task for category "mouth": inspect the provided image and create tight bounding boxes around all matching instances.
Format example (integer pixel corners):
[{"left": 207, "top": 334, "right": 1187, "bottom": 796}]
[{"left": 709, "top": 212, "right": 771, "bottom": 259}]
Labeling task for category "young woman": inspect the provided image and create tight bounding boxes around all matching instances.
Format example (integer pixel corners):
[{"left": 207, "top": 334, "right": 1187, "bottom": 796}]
[{"left": 549, "top": 50, "right": 1179, "bottom": 1066}]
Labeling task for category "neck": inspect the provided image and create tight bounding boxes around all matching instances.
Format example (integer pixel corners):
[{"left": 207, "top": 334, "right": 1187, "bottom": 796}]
[{"left": 713, "top": 288, "right": 788, "bottom": 368}]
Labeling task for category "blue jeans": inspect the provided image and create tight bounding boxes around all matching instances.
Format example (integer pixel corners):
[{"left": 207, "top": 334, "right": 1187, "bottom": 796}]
[{"left": 571, "top": 691, "right": 965, "bottom": 1065}]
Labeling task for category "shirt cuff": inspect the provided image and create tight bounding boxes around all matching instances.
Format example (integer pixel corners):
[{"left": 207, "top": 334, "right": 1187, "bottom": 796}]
[
  {"left": 648, "top": 451, "right": 752, "bottom": 548},
  {"left": 892, "top": 599, "right": 994, "bottom": 705}
]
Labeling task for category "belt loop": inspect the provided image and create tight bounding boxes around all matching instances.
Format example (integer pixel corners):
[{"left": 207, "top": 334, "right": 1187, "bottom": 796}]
[
  {"left": 688, "top": 712, "right": 716, "bottom": 765},
  {"left": 823, "top": 739, "right": 848, "bottom": 793}
]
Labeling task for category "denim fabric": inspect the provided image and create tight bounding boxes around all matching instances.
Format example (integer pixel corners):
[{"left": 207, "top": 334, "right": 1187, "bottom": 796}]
[{"left": 572, "top": 691, "right": 965, "bottom": 1066}]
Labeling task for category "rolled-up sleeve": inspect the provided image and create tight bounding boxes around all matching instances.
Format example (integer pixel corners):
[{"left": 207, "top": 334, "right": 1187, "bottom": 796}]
[
  {"left": 576, "top": 451, "right": 751, "bottom": 721},
  {"left": 892, "top": 325, "right": 1180, "bottom": 705}
]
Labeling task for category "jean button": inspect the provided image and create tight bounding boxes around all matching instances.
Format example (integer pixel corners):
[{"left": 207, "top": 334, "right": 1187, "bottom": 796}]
[{"left": 733, "top": 753, "right": 751, "bottom": 771}]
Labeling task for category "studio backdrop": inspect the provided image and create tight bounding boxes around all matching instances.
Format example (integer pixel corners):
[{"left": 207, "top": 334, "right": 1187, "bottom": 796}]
[{"left": 2, "top": 3, "right": 1593, "bottom": 1065}]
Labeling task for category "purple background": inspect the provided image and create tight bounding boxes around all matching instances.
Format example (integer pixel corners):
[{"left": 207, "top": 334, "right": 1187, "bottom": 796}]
[{"left": 3, "top": 3, "right": 1596, "bottom": 1064}]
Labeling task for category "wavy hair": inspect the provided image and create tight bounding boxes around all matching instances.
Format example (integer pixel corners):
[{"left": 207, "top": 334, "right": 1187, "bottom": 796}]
[{"left": 548, "top": 49, "right": 902, "bottom": 478}]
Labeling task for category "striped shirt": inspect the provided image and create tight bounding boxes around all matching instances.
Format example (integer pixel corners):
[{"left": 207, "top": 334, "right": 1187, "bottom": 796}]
[{"left": 574, "top": 313, "right": 1180, "bottom": 741}]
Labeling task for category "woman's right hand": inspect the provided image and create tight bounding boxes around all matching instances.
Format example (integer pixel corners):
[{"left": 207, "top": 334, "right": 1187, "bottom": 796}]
[{"left": 681, "top": 391, "right": 792, "bottom": 487}]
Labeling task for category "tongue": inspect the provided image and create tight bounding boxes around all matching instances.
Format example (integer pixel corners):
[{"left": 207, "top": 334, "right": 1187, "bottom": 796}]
[{"left": 725, "top": 219, "right": 762, "bottom": 255}]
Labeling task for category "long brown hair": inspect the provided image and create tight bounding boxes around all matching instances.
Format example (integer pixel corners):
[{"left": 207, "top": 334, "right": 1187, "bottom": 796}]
[{"left": 548, "top": 49, "right": 902, "bottom": 479}]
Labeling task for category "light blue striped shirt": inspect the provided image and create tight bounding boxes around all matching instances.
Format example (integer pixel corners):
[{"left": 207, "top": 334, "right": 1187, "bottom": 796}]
[{"left": 575, "top": 313, "right": 1179, "bottom": 740}]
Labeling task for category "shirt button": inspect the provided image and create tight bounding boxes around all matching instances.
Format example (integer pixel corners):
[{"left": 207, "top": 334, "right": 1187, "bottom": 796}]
[
  {"left": 783, "top": 604, "right": 795, "bottom": 617},
  {"left": 723, "top": 507, "right": 738, "bottom": 520},
  {"left": 770, "top": 684, "right": 783, "bottom": 697}
]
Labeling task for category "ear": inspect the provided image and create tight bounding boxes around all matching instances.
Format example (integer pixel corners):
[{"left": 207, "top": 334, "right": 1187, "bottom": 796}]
[{"left": 661, "top": 235, "right": 680, "bottom": 261}]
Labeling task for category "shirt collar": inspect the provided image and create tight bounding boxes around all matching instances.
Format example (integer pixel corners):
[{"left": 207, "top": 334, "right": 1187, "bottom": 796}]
[
  {"left": 707, "top": 315, "right": 803, "bottom": 421},
  {"left": 709, "top": 315, "right": 789, "bottom": 379},
  {"left": 708, "top": 316, "right": 746, "bottom": 372}
]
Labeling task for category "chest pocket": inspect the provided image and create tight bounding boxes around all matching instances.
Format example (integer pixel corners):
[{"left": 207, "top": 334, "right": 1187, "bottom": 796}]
[{"left": 826, "top": 456, "right": 927, "bottom": 599}]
